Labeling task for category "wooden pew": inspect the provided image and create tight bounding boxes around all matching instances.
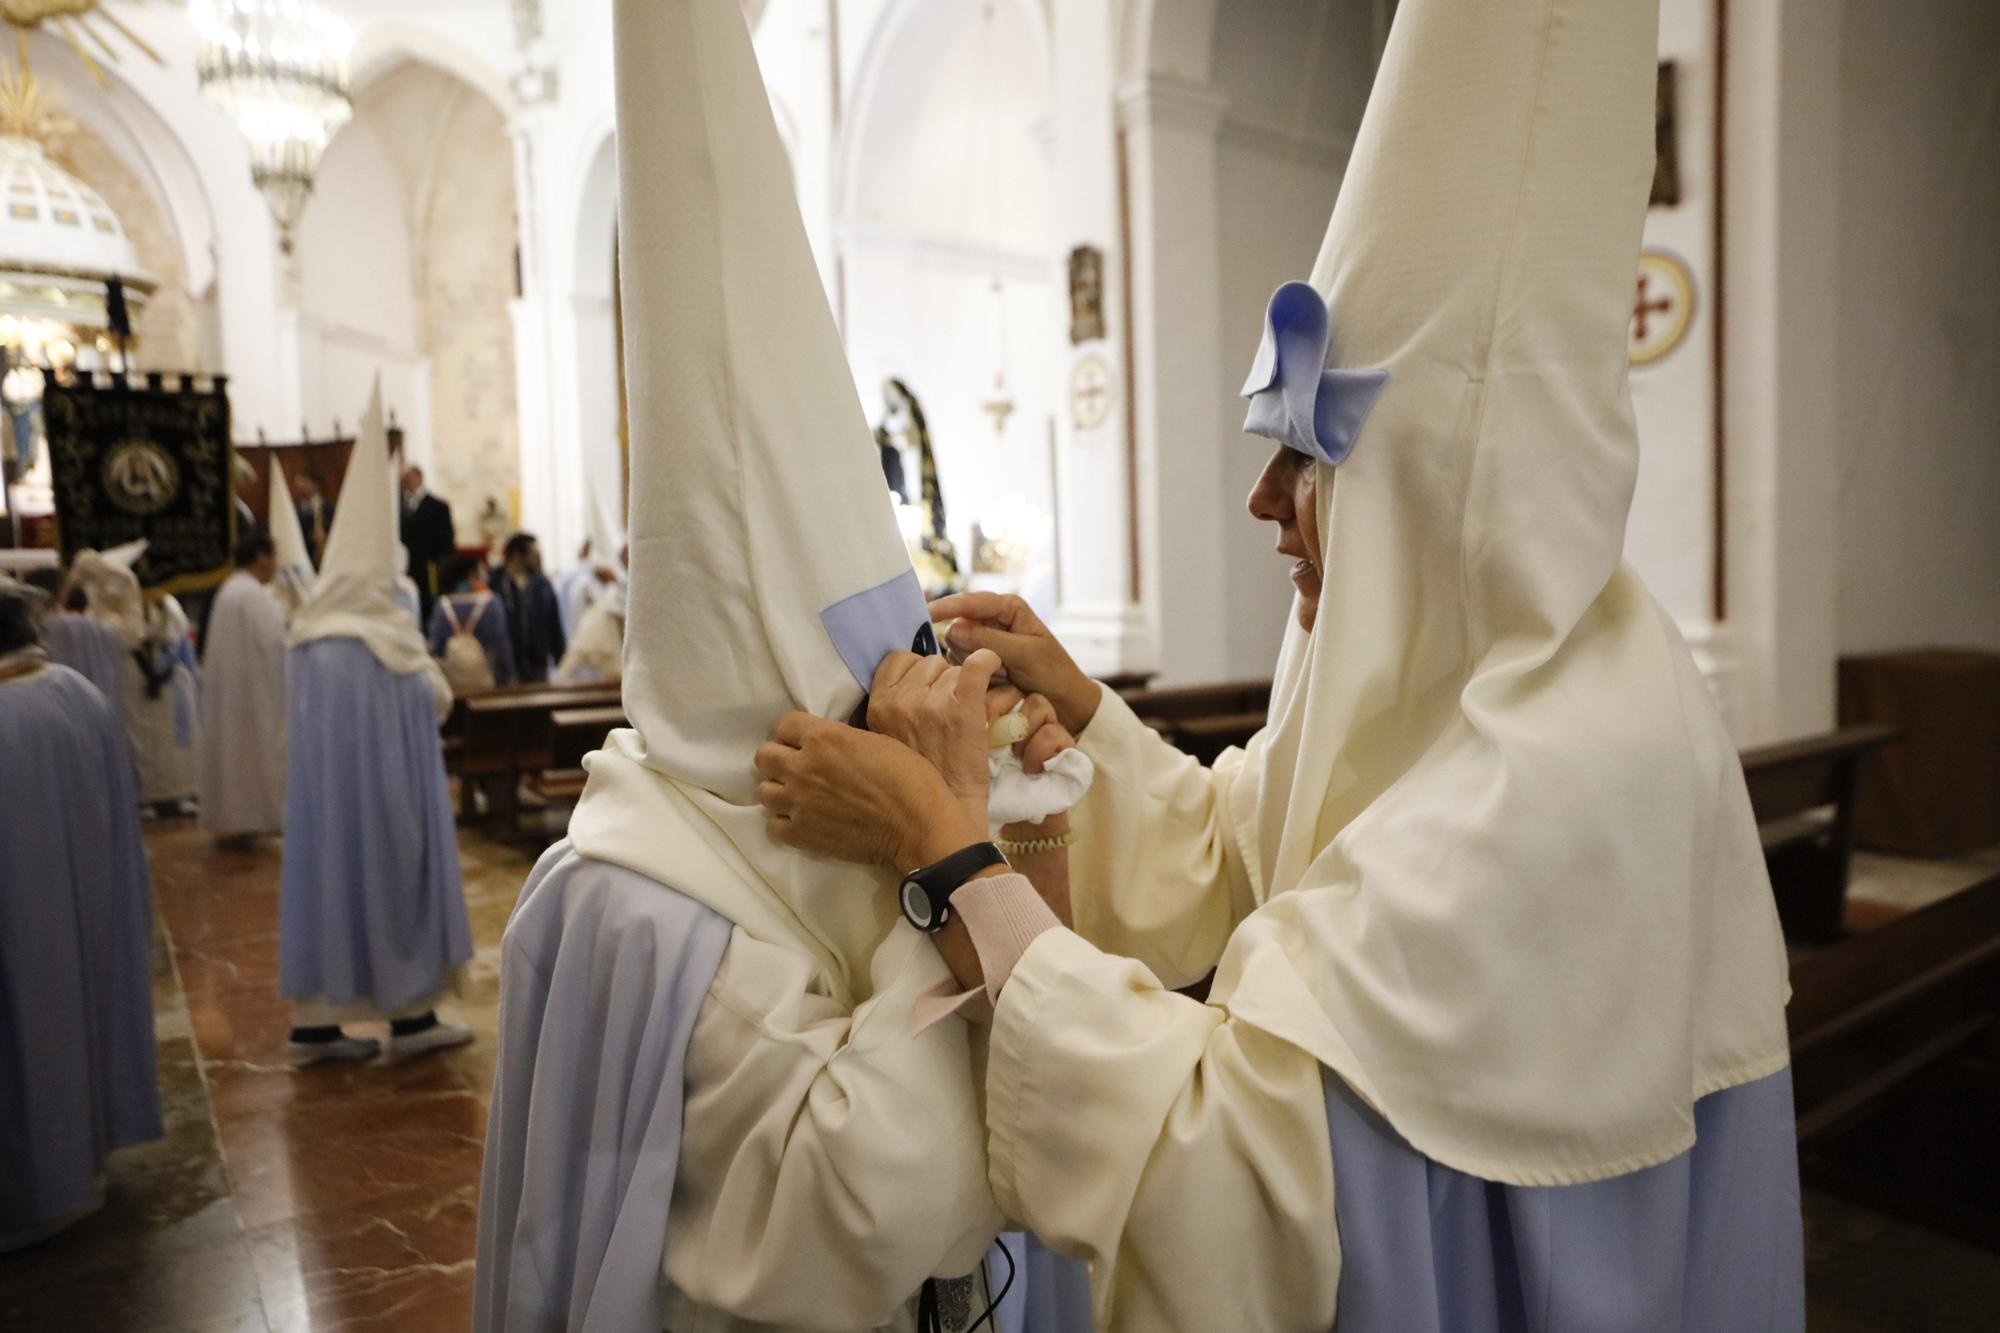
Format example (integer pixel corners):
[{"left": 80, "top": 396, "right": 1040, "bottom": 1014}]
[
  {"left": 1739, "top": 724, "right": 1899, "bottom": 942},
  {"left": 449, "top": 682, "right": 622, "bottom": 828},
  {"left": 1788, "top": 870, "right": 2000, "bottom": 1245},
  {"left": 1120, "top": 679, "right": 1273, "bottom": 765},
  {"left": 526, "top": 704, "right": 630, "bottom": 803}
]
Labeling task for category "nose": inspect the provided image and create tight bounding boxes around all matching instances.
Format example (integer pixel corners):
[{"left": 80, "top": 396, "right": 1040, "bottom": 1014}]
[{"left": 1246, "top": 447, "right": 1295, "bottom": 525}]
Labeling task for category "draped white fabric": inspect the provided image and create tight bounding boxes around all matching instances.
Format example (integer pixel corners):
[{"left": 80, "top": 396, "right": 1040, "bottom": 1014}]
[
  {"left": 266, "top": 456, "right": 314, "bottom": 617},
  {"left": 198, "top": 570, "right": 288, "bottom": 836},
  {"left": 1191, "top": 0, "right": 1791, "bottom": 1184},
  {"left": 571, "top": 0, "right": 934, "bottom": 1000},
  {"left": 287, "top": 384, "right": 449, "bottom": 717}
]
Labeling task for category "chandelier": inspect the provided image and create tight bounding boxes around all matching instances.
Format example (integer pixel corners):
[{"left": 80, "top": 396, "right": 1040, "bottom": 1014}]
[{"left": 191, "top": 0, "right": 353, "bottom": 249}]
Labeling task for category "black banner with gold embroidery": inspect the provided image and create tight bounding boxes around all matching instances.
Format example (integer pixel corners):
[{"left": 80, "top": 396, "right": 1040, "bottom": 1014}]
[{"left": 46, "top": 373, "right": 234, "bottom": 595}]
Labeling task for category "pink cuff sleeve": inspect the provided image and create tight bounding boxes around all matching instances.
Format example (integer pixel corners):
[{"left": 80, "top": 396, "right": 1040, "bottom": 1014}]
[{"left": 950, "top": 871, "right": 1061, "bottom": 1006}]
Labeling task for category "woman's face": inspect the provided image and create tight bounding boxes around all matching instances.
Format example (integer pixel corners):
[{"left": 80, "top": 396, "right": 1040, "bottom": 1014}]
[{"left": 1247, "top": 447, "right": 1324, "bottom": 633}]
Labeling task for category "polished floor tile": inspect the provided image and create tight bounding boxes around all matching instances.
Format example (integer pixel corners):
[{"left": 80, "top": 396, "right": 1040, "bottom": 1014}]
[{"left": 0, "top": 819, "right": 533, "bottom": 1332}]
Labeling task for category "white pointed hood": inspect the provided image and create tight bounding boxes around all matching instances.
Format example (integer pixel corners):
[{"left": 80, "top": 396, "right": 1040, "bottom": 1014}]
[
  {"left": 289, "top": 384, "right": 445, "bottom": 701},
  {"left": 569, "top": 0, "right": 938, "bottom": 996},
  {"left": 68, "top": 542, "right": 147, "bottom": 648},
  {"left": 266, "top": 454, "right": 314, "bottom": 615},
  {"left": 1206, "top": 0, "right": 1791, "bottom": 1185}
]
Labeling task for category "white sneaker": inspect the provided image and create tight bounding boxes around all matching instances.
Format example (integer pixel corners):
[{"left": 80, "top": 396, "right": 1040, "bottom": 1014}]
[
  {"left": 287, "top": 1035, "right": 381, "bottom": 1067},
  {"left": 389, "top": 1021, "right": 475, "bottom": 1061}
]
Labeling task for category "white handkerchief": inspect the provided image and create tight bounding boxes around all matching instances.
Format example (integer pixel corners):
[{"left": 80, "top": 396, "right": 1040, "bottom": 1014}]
[{"left": 987, "top": 744, "right": 1093, "bottom": 830}]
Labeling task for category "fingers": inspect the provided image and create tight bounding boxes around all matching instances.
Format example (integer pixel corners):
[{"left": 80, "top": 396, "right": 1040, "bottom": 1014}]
[
  {"left": 926, "top": 590, "right": 1029, "bottom": 629},
  {"left": 755, "top": 779, "right": 792, "bottom": 814},
  {"left": 1022, "top": 722, "right": 1076, "bottom": 775},
  {"left": 953, "top": 648, "right": 1002, "bottom": 704},
  {"left": 945, "top": 617, "right": 1033, "bottom": 664},
  {"left": 983, "top": 684, "right": 1027, "bottom": 723},
  {"left": 753, "top": 740, "right": 792, "bottom": 777},
  {"left": 871, "top": 650, "right": 925, "bottom": 694},
  {"left": 1014, "top": 693, "right": 1058, "bottom": 745},
  {"left": 769, "top": 711, "right": 824, "bottom": 747}
]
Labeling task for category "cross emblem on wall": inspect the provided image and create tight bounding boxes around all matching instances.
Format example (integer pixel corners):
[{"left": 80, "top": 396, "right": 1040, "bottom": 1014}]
[{"left": 1629, "top": 249, "right": 1696, "bottom": 367}]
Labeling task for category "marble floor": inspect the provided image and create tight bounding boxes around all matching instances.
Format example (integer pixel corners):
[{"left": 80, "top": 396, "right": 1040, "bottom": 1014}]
[
  {"left": 0, "top": 818, "right": 527, "bottom": 1332},
  {"left": 3, "top": 820, "right": 1998, "bottom": 1330}
]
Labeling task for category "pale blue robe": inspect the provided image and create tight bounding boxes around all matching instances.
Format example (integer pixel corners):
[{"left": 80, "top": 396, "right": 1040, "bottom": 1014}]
[
  {"left": 40, "top": 613, "right": 126, "bottom": 725},
  {"left": 1323, "top": 1067, "right": 1805, "bottom": 1332},
  {"left": 278, "top": 637, "right": 471, "bottom": 1014},
  {"left": 475, "top": 847, "right": 1091, "bottom": 1333},
  {"left": 0, "top": 665, "right": 161, "bottom": 1235}
]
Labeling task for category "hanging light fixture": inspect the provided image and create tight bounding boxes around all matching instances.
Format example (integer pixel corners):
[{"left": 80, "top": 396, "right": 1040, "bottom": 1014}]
[
  {"left": 973, "top": 3, "right": 1013, "bottom": 437},
  {"left": 191, "top": 0, "right": 353, "bottom": 250}
]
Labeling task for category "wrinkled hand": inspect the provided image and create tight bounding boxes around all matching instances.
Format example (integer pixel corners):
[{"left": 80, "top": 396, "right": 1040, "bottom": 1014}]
[
  {"left": 928, "top": 592, "right": 1100, "bottom": 736},
  {"left": 755, "top": 714, "right": 983, "bottom": 871},
  {"left": 865, "top": 648, "right": 1003, "bottom": 815},
  {"left": 981, "top": 687, "right": 1079, "bottom": 774}
]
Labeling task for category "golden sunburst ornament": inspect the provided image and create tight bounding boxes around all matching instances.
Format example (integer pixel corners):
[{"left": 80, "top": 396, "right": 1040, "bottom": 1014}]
[{"left": 0, "top": 0, "right": 164, "bottom": 101}]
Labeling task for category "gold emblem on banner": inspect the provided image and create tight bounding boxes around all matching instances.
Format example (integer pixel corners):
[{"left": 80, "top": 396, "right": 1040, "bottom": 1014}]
[{"left": 101, "top": 437, "right": 180, "bottom": 515}]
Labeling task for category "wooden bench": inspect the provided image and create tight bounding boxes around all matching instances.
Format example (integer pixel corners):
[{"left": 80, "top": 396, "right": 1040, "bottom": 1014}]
[
  {"left": 1789, "top": 870, "right": 2000, "bottom": 1143},
  {"left": 1120, "top": 679, "right": 1273, "bottom": 765},
  {"left": 1740, "top": 724, "right": 1900, "bottom": 942},
  {"left": 448, "top": 682, "right": 622, "bottom": 828},
  {"left": 1788, "top": 870, "right": 2000, "bottom": 1245}
]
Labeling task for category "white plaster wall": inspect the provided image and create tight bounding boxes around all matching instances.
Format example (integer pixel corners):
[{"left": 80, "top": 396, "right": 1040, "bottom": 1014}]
[
  {"left": 1205, "top": 0, "right": 1375, "bottom": 680},
  {"left": 1835, "top": 0, "right": 2000, "bottom": 655},
  {"left": 295, "top": 107, "right": 426, "bottom": 451},
  {"left": 1626, "top": 0, "right": 1720, "bottom": 633}
]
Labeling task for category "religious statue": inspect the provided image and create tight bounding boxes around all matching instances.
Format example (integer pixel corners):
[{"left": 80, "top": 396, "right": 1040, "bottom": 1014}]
[{"left": 877, "top": 378, "right": 962, "bottom": 597}]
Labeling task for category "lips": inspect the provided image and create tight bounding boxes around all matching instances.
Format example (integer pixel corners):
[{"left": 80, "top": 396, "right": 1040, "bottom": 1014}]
[{"left": 1290, "top": 558, "right": 1319, "bottom": 586}]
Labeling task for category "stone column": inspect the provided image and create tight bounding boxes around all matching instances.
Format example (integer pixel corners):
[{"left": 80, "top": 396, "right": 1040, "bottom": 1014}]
[
  {"left": 1046, "top": 0, "right": 1151, "bottom": 677},
  {"left": 1117, "top": 73, "right": 1232, "bottom": 685}
]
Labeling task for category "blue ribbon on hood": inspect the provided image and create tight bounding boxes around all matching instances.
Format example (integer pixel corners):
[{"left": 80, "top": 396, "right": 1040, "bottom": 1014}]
[{"left": 1240, "top": 281, "right": 1389, "bottom": 466}]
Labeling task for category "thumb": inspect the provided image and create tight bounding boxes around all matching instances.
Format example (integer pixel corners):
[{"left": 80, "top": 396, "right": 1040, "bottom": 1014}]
[{"left": 954, "top": 648, "right": 1002, "bottom": 704}]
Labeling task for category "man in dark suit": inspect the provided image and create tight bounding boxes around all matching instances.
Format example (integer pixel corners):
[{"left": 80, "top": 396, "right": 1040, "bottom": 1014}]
[
  {"left": 291, "top": 472, "right": 333, "bottom": 568},
  {"left": 399, "top": 465, "right": 456, "bottom": 624},
  {"left": 491, "top": 532, "right": 566, "bottom": 684}
]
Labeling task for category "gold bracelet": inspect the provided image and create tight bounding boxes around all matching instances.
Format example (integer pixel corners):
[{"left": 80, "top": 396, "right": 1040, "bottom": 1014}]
[{"left": 994, "top": 830, "right": 1076, "bottom": 856}]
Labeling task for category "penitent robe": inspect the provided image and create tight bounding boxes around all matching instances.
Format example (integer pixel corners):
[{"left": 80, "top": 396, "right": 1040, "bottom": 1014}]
[
  {"left": 277, "top": 636, "right": 471, "bottom": 1016},
  {"left": 41, "top": 611, "right": 127, "bottom": 724},
  {"left": 979, "top": 691, "right": 1805, "bottom": 1331},
  {"left": 476, "top": 846, "right": 1079, "bottom": 1333},
  {"left": 198, "top": 570, "right": 289, "bottom": 836},
  {"left": 127, "top": 600, "right": 202, "bottom": 807},
  {"left": 0, "top": 664, "right": 161, "bottom": 1244}
]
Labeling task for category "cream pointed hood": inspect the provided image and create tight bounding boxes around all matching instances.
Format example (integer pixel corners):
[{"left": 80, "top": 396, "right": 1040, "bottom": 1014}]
[
  {"left": 569, "top": 0, "right": 941, "bottom": 998},
  {"left": 289, "top": 384, "right": 445, "bottom": 700},
  {"left": 1206, "top": 0, "right": 1791, "bottom": 1185},
  {"left": 266, "top": 454, "right": 314, "bottom": 615}
]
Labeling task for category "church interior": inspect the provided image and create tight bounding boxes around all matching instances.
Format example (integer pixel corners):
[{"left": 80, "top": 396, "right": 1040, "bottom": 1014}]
[{"left": 1, "top": 0, "right": 1998, "bottom": 1329}]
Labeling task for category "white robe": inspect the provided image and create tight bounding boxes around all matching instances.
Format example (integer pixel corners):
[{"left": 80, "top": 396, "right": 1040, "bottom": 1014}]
[
  {"left": 477, "top": 846, "right": 1010, "bottom": 1333},
  {"left": 127, "top": 599, "right": 201, "bottom": 806},
  {"left": 198, "top": 570, "right": 289, "bottom": 836}
]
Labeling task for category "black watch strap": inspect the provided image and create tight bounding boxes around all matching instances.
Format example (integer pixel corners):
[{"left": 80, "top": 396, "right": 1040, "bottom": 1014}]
[{"left": 899, "top": 842, "right": 1008, "bottom": 934}]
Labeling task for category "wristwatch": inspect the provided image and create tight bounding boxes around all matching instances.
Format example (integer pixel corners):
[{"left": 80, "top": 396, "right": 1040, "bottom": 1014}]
[{"left": 899, "top": 842, "right": 1008, "bottom": 933}]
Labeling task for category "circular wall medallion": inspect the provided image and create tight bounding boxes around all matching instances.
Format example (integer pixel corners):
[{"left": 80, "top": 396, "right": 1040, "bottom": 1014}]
[
  {"left": 1069, "top": 354, "right": 1114, "bottom": 431},
  {"left": 1629, "top": 248, "right": 1696, "bottom": 367},
  {"left": 101, "top": 438, "right": 180, "bottom": 515}
]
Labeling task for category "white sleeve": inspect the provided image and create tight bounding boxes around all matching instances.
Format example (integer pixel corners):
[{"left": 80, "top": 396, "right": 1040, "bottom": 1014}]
[
  {"left": 1067, "top": 686, "right": 1261, "bottom": 988},
  {"left": 665, "top": 925, "right": 1003, "bottom": 1329},
  {"left": 987, "top": 929, "right": 1337, "bottom": 1333}
]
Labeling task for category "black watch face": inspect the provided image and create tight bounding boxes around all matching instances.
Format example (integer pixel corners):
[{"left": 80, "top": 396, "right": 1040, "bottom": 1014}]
[{"left": 900, "top": 878, "right": 935, "bottom": 931}]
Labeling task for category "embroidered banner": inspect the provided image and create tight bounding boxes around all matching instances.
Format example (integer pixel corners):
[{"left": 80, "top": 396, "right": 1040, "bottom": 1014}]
[{"left": 46, "top": 372, "right": 235, "bottom": 595}]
